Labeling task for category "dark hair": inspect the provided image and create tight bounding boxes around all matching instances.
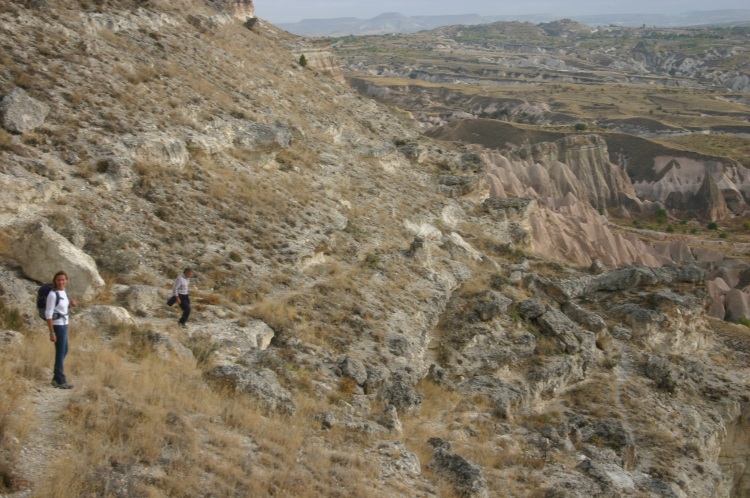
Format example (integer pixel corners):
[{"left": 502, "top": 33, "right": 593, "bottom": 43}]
[
  {"left": 184, "top": 268, "right": 192, "bottom": 274},
  {"left": 53, "top": 271, "right": 68, "bottom": 290}
]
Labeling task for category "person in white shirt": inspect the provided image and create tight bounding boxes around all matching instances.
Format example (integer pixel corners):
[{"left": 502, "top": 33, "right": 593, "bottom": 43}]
[
  {"left": 46, "top": 271, "right": 75, "bottom": 389},
  {"left": 172, "top": 268, "right": 193, "bottom": 328}
]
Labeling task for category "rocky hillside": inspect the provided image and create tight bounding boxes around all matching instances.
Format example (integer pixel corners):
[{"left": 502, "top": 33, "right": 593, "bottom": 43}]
[{"left": 1, "top": 2, "right": 749, "bottom": 497}]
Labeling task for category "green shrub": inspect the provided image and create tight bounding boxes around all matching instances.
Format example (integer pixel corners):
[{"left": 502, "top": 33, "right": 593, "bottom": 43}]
[
  {"left": 707, "top": 222, "right": 718, "bottom": 230},
  {"left": 655, "top": 209, "right": 667, "bottom": 224},
  {"left": 364, "top": 253, "right": 381, "bottom": 269},
  {"left": 298, "top": 54, "right": 307, "bottom": 67}
]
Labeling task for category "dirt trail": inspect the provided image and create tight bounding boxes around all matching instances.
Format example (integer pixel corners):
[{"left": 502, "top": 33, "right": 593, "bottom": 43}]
[{"left": 2, "top": 384, "right": 73, "bottom": 498}]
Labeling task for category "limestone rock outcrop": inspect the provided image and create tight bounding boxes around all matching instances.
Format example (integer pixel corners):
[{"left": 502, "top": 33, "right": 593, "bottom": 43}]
[
  {"left": 12, "top": 223, "right": 104, "bottom": 299},
  {"left": 208, "top": 0, "right": 254, "bottom": 21},
  {"left": 428, "top": 438, "right": 489, "bottom": 498},
  {"left": 205, "top": 365, "right": 296, "bottom": 415},
  {"left": 294, "top": 41, "right": 347, "bottom": 84},
  {"left": 0, "top": 87, "right": 50, "bottom": 134},
  {"left": 76, "top": 305, "right": 136, "bottom": 330}
]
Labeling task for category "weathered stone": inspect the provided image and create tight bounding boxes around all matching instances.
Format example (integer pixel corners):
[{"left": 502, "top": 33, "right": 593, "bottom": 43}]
[
  {"left": 376, "top": 404, "right": 403, "bottom": 434},
  {"left": 397, "top": 142, "right": 428, "bottom": 162},
  {"left": 13, "top": 223, "right": 104, "bottom": 300},
  {"left": 205, "top": 365, "right": 296, "bottom": 415},
  {"left": 612, "top": 303, "right": 667, "bottom": 335},
  {"left": 459, "top": 376, "right": 525, "bottom": 420},
  {"left": 536, "top": 306, "right": 583, "bottom": 354},
  {"left": 233, "top": 121, "right": 292, "bottom": 150},
  {"left": 0, "top": 87, "right": 49, "bottom": 133},
  {"left": 372, "top": 440, "right": 421, "bottom": 479},
  {"left": 134, "top": 329, "right": 194, "bottom": 361},
  {"left": 518, "top": 298, "right": 546, "bottom": 320},
  {"left": 77, "top": 305, "right": 136, "bottom": 330},
  {"left": 576, "top": 459, "right": 637, "bottom": 495},
  {"left": 294, "top": 40, "right": 346, "bottom": 84},
  {"left": 339, "top": 355, "right": 368, "bottom": 386},
  {"left": 562, "top": 302, "right": 607, "bottom": 332},
  {"left": 610, "top": 325, "right": 633, "bottom": 341},
  {"left": 121, "top": 285, "right": 165, "bottom": 316},
  {"left": 678, "top": 263, "right": 707, "bottom": 283},
  {"left": 428, "top": 437, "right": 489, "bottom": 498},
  {"left": 589, "top": 259, "right": 607, "bottom": 274},
  {"left": 473, "top": 290, "right": 512, "bottom": 321},
  {"left": 364, "top": 365, "right": 391, "bottom": 395},
  {"left": 381, "top": 376, "right": 424, "bottom": 415},
  {"left": 483, "top": 197, "right": 536, "bottom": 222},
  {"left": 208, "top": 0, "right": 255, "bottom": 21},
  {"left": 438, "top": 175, "right": 480, "bottom": 197}
]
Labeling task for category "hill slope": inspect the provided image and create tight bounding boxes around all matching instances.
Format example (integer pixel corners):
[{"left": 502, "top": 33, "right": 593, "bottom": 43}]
[{"left": 1, "top": 2, "right": 749, "bottom": 497}]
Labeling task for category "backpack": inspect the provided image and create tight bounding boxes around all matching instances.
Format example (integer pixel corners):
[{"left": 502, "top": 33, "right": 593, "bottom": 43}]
[{"left": 37, "top": 283, "right": 61, "bottom": 321}]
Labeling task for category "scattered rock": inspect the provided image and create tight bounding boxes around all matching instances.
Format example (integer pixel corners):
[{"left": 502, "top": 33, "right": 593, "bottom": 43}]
[
  {"left": 0, "top": 87, "right": 50, "bottom": 133},
  {"left": 428, "top": 437, "right": 489, "bottom": 498},
  {"left": 205, "top": 365, "right": 296, "bottom": 415},
  {"left": 339, "top": 355, "right": 368, "bottom": 386}
]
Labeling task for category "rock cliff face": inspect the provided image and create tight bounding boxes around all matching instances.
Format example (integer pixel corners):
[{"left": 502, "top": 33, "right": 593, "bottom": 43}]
[
  {"left": 681, "top": 173, "right": 729, "bottom": 221},
  {"left": 292, "top": 40, "right": 346, "bottom": 84},
  {"left": 209, "top": 0, "right": 254, "bottom": 21},
  {"left": 517, "top": 134, "right": 634, "bottom": 209},
  {"left": 633, "top": 155, "right": 748, "bottom": 218}
]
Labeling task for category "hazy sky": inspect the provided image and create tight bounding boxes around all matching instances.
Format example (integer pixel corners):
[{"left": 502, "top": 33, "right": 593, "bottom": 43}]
[{"left": 257, "top": 0, "right": 749, "bottom": 24}]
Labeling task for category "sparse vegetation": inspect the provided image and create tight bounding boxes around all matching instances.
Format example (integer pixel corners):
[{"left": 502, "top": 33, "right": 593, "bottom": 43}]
[{"left": 1, "top": 3, "right": 749, "bottom": 497}]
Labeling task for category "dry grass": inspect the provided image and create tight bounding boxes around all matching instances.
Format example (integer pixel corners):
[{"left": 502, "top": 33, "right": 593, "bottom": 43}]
[
  {"left": 0, "top": 309, "right": 387, "bottom": 497},
  {"left": 0, "top": 320, "right": 48, "bottom": 493}
]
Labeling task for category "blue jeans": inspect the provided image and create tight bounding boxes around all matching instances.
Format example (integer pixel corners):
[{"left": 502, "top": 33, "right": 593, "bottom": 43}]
[
  {"left": 52, "top": 324, "right": 69, "bottom": 385},
  {"left": 178, "top": 294, "right": 191, "bottom": 325}
]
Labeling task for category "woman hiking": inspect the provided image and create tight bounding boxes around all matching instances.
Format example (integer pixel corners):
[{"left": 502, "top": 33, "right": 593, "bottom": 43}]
[{"left": 46, "top": 270, "right": 76, "bottom": 389}]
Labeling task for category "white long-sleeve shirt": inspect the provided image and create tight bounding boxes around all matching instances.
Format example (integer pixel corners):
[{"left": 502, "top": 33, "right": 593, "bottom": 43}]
[
  {"left": 173, "top": 274, "right": 190, "bottom": 296},
  {"left": 45, "top": 289, "right": 70, "bottom": 325}
]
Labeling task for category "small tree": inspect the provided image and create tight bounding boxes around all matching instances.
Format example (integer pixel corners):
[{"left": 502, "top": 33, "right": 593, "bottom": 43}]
[
  {"left": 298, "top": 54, "right": 307, "bottom": 67},
  {"left": 655, "top": 208, "right": 667, "bottom": 225}
]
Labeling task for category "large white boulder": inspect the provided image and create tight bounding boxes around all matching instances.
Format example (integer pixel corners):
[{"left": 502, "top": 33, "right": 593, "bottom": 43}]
[{"left": 13, "top": 223, "right": 104, "bottom": 300}]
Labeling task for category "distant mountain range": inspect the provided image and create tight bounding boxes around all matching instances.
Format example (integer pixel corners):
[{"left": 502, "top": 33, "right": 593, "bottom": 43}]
[{"left": 277, "top": 10, "right": 750, "bottom": 37}]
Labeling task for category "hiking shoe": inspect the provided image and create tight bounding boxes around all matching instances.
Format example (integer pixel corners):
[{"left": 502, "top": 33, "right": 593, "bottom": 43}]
[
  {"left": 51, "top": 381, "right": 73, "bottom": 389},
  {"left": 178, "top": 322, "right": 187, "bottom": 328}
]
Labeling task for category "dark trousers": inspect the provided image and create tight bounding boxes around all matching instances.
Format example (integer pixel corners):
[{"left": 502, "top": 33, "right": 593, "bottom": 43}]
[
  {"left": 52, "top": 324, "right": 69, "bottom": 384},
  {"left": 178, "top": 294, "right": 191, "bottom": 324}
]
